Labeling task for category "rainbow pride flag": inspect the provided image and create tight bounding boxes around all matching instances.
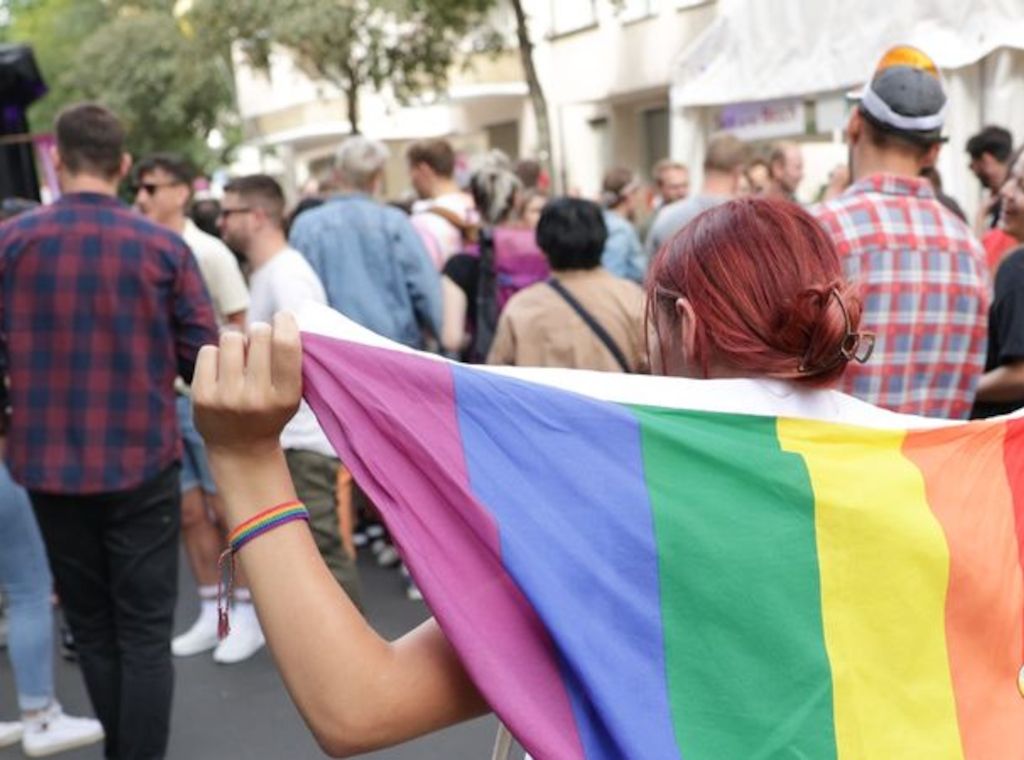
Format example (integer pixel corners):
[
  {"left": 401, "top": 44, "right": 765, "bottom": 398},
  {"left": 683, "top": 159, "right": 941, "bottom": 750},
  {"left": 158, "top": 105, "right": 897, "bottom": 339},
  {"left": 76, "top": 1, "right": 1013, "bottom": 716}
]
[{"left": 296, "top": 304, "right": 1024, "bottom": 760}]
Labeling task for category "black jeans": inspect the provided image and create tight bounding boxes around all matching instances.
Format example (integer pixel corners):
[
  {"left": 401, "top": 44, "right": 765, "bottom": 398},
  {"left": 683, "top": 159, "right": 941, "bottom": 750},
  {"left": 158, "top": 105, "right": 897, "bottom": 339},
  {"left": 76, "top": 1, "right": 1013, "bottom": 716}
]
[{"left": 31, "top": 464, "right": 181, "bottom": 760}]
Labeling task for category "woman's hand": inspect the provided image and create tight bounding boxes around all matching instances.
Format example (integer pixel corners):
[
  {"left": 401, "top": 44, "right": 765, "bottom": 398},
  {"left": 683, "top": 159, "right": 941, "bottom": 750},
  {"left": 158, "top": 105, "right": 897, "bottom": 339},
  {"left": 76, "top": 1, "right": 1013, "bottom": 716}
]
[
  {"left": 193, "top": 312, "right": 302, "bottom": 457},
  {"left": 191, "top": 313, "right": 302, "bottom": 530},
  {"left": 190, "top": 313, "right": 489, "bottom": 756}
]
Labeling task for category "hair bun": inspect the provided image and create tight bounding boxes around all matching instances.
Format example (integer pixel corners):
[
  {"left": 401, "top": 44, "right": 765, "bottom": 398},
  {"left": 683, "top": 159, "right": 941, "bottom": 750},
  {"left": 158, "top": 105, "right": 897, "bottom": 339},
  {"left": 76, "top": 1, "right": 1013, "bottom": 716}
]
[{"left": 772, "top": 282, "right": 871, "bottom": 385}]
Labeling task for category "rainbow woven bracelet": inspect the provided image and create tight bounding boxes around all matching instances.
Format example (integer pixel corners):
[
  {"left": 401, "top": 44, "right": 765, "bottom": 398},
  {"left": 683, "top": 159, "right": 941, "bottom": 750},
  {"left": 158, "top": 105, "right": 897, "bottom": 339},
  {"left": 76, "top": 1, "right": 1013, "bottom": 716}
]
[
  {"left": 228, "top": 500, "right": 309, "bottom": 554},
  {"left": 217, "top": 500, "right": 309, "bottom": 639}
]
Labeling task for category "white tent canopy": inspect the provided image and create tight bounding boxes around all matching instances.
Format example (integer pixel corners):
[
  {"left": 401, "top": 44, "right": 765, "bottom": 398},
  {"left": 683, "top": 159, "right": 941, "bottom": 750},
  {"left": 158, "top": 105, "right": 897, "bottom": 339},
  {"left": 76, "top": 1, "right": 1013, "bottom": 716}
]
[
  {"left": 671, "top": 0, "right": 1024, "bottom": 106},
  {"left": 669, "top": 0, "right": 1024, "bottom": 214}
]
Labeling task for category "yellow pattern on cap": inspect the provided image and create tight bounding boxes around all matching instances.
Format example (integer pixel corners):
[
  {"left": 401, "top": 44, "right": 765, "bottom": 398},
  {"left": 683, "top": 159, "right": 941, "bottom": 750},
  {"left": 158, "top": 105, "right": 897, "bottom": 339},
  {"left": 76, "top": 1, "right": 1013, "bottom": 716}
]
[{"left": 876, "top": 45, "right": 940, "bottom": 78}]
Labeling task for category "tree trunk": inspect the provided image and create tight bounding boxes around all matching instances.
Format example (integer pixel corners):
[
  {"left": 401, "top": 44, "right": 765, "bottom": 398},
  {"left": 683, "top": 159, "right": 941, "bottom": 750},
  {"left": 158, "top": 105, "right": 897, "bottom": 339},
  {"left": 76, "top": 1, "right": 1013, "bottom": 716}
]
[
  {"left": 510, "top": 0, "right": 555, "bottom": 189},
  {"left": 345, "top": 72, "right": 361, "bottom": 135}
]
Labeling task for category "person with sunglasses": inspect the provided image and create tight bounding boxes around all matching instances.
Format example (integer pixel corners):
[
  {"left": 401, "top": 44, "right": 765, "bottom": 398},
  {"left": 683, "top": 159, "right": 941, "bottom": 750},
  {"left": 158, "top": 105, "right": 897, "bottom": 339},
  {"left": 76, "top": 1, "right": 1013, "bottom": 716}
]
[{"left": 134, "top": 154, "right": 260, "bottom": 664}]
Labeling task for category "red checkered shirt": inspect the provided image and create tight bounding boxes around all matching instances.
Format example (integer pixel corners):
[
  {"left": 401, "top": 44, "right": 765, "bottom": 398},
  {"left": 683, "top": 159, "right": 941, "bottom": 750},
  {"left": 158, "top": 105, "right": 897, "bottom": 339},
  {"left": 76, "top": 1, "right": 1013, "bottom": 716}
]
[
  {"left": 813, "top": 174, "right": 988, "bottom": 420},
  {"left": 0, "top": 192, "right": 218, "bottom": 493}
]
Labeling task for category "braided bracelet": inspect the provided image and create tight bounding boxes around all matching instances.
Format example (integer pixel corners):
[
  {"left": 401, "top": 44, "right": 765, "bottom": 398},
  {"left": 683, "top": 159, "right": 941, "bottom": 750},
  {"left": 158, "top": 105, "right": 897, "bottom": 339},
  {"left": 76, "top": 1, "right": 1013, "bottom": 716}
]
[{"left": 216, "top": 500, "right": 309, "bottom": 639}]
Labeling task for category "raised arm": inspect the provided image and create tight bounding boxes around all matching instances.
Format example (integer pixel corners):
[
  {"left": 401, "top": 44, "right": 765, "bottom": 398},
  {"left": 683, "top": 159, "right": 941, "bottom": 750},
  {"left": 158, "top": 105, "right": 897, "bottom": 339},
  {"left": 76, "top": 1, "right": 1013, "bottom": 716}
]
[{"left": 192, "top": 315, "right": 488, "bottom": 757}]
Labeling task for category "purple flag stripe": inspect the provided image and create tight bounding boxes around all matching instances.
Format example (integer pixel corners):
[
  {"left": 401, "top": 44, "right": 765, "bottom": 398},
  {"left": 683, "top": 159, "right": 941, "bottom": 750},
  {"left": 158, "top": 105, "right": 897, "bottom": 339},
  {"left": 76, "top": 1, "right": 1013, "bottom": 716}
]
[{"left": 300, "top": 333, "right": 587, "bottom": 760}]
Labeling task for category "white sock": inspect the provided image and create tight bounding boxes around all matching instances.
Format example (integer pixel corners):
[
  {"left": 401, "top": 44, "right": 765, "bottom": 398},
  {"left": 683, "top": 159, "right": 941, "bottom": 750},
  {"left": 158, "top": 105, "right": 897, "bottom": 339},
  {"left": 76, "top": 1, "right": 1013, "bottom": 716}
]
[
  {"left": 233, "top": 599, "right": 260, "bottom": 631},
  {"left": 198, "top": 585, "right": 218, "bottom": 619}
]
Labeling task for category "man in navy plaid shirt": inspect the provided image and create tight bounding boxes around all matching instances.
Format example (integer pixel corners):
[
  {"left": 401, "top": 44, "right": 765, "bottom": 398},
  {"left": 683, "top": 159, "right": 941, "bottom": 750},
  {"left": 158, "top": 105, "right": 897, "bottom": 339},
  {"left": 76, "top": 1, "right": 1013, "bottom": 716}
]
[{"left": 0, "top": 103, "right": 217, "bottom": 759}]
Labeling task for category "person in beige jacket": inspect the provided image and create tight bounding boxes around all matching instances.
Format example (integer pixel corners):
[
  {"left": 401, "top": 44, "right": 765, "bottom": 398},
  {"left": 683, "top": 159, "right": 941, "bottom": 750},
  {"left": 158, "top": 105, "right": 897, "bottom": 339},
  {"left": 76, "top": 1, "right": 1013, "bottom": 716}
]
[{"left": 487, "top": 197, "right": 646, "bottom": 373}]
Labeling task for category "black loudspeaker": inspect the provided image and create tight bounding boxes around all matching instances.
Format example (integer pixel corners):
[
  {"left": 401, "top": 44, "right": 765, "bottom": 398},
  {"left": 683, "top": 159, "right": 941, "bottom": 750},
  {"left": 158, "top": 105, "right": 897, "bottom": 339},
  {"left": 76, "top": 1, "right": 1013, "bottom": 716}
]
[{"left": 0, "top": 44, "right": 47, "bottom": 202}]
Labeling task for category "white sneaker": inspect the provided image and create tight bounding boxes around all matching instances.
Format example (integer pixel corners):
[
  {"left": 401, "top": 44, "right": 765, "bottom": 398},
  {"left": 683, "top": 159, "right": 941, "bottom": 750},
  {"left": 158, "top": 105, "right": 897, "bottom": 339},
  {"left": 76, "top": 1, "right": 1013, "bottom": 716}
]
[
  {"left": 21, "top": 703, "right": 104, "bottom": 758},
  {"left": 375, "top": 544, "right": 401, "bottom": 568},
  {"left": 0, "top": 721, "right": 22, "bottom": 748},
  {"left": 172, "top": 608, "right": 219, "bottom": 657},
  {"left": 212, "top": 605, "right": 265, "bottom": 664}
]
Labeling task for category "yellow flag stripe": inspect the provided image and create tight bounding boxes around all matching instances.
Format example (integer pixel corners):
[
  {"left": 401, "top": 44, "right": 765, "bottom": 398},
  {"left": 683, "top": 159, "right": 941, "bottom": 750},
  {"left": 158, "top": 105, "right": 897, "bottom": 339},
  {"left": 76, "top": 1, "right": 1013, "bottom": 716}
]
[{"left": 778, "top": 418, "right": 963, "bottom": 760}]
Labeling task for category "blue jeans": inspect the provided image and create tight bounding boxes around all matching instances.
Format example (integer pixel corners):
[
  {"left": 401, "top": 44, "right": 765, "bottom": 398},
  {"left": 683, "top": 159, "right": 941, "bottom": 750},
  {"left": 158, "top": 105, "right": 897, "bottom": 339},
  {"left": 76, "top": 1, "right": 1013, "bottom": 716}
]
[
  {"left": 0, "top": 463, "right": 54, "bottom": 712},
  {"left": 177, "top": 395, "right": 216, "bottom": 494}
]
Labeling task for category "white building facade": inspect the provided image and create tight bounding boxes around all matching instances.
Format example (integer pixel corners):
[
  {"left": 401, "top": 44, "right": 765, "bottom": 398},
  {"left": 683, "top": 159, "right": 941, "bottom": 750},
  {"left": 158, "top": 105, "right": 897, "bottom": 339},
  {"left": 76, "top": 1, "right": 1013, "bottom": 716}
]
[{"left": 230, "top": 0, "right": 1024, "bottom": 214}]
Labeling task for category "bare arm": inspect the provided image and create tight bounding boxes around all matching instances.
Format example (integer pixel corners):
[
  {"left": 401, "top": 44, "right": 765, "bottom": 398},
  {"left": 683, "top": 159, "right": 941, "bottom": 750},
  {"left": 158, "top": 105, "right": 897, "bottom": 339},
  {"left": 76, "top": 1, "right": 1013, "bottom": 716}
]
[
  {"left": 975, "top": 360, "right": 1024, "bottom": 404},
  {"left": 440, "top": 275, "right": 468, "bottom": 355},
  {"left": 192, "top": 316, "right": 488, "bottom": 757}
]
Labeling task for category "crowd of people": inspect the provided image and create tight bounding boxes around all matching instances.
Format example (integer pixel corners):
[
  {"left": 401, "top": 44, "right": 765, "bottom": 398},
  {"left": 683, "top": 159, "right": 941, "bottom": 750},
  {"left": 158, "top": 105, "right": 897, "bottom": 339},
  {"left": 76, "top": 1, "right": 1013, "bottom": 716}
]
[{"left": 0, "top": 41, "right": 1022, "bottom": 759}]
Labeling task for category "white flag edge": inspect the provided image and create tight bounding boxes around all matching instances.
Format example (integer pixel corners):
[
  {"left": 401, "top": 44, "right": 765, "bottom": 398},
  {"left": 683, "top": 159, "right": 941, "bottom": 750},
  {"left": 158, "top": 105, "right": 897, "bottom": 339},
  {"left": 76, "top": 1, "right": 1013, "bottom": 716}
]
[{"left": 293, "top": 301, "right": 989, "bottom": 432}]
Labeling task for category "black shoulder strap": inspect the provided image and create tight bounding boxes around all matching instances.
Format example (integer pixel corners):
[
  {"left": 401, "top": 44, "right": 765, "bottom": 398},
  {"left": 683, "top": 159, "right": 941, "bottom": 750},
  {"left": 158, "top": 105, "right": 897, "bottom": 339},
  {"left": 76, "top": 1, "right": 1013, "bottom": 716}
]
[
  {"left": 547, "top": 279, "right": 631, "bottom": 372},
  {"left": 469, "top": 228, "right": 498, "bottom": 363}
]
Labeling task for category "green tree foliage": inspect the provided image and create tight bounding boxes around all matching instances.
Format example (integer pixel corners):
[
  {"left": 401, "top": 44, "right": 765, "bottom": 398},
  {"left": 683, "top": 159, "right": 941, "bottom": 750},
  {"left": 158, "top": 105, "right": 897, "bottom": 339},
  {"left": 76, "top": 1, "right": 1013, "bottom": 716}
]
[
  {"left": 3, "top": 0, "right": 235, "bottom": 166},
  {"left": 1, "top": 0, "right": 109, "bottom": 131},
  {"left": 191, "top": 0, "right": 498, "bottom": 134},
  {"left": 65, "top": 11, "right": 233, "bottom": 162}
]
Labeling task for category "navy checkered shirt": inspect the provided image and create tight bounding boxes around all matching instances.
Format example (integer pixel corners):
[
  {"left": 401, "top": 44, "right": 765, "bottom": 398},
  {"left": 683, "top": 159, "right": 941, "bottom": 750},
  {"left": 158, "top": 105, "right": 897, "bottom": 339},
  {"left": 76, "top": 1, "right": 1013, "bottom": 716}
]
[{"left": 0, "top": 192, "right": 218, "bottom": 493}]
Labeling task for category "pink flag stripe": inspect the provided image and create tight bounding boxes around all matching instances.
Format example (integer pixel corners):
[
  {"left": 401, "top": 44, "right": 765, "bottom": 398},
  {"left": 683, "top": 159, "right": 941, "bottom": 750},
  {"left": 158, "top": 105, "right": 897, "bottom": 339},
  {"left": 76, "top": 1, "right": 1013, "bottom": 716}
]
[{"left": 301, "top": 332, "right": 587, "bottom": 760}]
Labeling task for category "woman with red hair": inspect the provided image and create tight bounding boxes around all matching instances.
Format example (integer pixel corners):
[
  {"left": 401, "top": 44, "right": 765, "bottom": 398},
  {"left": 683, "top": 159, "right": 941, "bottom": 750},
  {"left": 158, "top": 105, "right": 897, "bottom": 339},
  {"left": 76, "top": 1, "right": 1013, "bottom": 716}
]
[
  {"left": 647, "top": 196, "right": 871, "bottom": 386},
  {"left": 189, "top": 198, "right": 872, "bottom": 756}
]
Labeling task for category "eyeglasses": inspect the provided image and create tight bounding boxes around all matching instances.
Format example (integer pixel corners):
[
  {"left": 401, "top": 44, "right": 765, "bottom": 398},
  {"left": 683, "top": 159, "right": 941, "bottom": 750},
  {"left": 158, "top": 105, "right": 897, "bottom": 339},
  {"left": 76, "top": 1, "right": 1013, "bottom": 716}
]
[
  {"left": 217, "top": 207, "right": 252, "bottom": 219},
  {"left": 134, "top": 181, "right": 182, "bottom": 196}
]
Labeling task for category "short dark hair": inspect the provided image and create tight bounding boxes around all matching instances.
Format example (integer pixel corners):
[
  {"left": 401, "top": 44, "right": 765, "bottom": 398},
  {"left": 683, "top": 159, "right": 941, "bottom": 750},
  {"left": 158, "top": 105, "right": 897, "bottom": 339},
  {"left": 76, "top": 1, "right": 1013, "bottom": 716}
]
[
  {"left": 406, "top": 139, "right": 455, "bottom": 177},
  {"left": 704, "top": 134, "right": 749, "bottom": 173},
  {"left": 190, "top": 198, "right": 221, "bottom": 237},
  {"left": 966, "top": 126, "right": 1013, "bottom": 163},
  {"left": 224, "top": 174, "right": 286, "bottom": 229},
  {"left": 134, "top": 153, "right": 195, "bottom": 187},
  {"left": 535, "top": 197, "right": 607, "bottom": 271},
  {"left": 600, "top": 167, "right": 638, "bottom": 209},
  {"left": 860, "top": 114, "right": 934, "bottom": 160},
  {"left": 514, "top": 158, "right": 542, "bottom": 189},
  {"left": 54, "top": 103, "right": 125, "bottom": 179}
]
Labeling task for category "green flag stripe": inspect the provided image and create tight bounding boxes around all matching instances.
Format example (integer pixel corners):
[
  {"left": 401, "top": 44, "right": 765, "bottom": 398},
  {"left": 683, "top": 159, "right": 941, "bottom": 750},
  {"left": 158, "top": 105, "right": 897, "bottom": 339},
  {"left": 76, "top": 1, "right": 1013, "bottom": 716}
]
[{"left": 631, "top": 405, "right": 837, "bottom": 758}]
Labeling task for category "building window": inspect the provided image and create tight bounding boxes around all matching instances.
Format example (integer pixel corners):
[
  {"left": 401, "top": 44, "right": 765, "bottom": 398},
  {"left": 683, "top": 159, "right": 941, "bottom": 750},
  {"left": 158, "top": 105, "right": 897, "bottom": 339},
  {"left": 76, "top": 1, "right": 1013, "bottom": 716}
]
[
  {"left": 642, "top": 107, "right": 670, "bottom": 176},
  {"left": 486, "top": 121, "right": 521, "bottom": 161},
  {"left": 549, "top": 0, "right": 597, "bottom": 36},
  {"left": 618, "top": 0, "right": 660, "bottom": 23}
]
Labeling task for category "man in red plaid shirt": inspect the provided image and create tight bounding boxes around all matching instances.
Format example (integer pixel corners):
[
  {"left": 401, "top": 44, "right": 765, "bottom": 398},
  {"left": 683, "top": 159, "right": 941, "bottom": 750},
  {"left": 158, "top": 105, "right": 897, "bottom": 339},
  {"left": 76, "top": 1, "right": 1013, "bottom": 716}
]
[
  {"left": 0, "top": 104, "right": 217, "bottom": 759},
  {"left": 814, "top": 46, "right": 988, "bottom": 420}
]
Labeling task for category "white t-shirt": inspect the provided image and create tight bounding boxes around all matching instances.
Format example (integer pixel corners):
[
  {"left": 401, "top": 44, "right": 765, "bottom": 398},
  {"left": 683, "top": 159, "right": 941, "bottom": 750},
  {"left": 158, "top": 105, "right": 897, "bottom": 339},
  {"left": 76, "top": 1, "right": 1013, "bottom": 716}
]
[
  {"left": 411, "top": 192, "right": 476, "bottom": 269},
  {"left": 182, "top": 219, "right": 249, "bottom": 324},
  {"left": 248, "top": 247, "right": 335, "bottom": 457}
]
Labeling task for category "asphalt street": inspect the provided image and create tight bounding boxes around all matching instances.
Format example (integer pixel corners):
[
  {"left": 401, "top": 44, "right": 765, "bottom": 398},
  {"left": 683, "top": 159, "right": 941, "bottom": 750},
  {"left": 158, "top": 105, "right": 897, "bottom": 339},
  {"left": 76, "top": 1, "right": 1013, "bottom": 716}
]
[{"left": 0, "top": 552, "right": 503, "bottom": 759}]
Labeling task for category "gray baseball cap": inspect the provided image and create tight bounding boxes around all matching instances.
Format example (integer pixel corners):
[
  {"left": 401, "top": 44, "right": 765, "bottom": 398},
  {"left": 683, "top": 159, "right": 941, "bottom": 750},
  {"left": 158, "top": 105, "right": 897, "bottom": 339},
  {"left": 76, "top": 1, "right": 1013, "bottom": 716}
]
[{"left": 850, "top": 45, "right": 948, "bottom": 144}]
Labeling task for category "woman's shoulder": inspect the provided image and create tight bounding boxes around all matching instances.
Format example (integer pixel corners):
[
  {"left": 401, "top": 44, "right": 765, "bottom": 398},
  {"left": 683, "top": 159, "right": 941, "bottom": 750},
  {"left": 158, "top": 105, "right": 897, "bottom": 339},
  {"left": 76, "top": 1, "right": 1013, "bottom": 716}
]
[
  {"left": 994, "top": 245, "right": 1024, "bottom": 292},
  {"left": 600, "top": 270, "right": 646, "bottom": 298},
  {"left": 503, "top": 278, "right": 557, "bottom": 312}
]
